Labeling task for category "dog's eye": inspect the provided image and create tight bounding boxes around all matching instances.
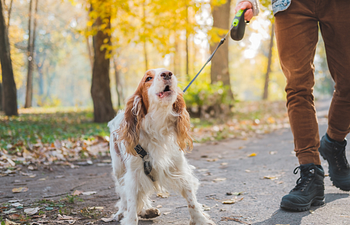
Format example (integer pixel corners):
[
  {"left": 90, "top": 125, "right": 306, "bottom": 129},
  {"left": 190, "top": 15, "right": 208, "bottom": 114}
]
[{"left": 146, "top": 77, "right": 153, "bottom": 82}]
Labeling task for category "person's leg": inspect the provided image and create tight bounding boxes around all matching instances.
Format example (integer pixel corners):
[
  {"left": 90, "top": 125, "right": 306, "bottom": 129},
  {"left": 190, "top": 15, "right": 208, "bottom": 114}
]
[
  {"left": 317, "top": 0, "right": 350, "bottom": 191},
  {"left": 317, "top": 1, "right": 350, "bottom": 142},
  {"left": 275, "top": 0, "right": 321, "bottom": 166},
  {"left": 275, "top": 0, "right": 325, "bottom": 211}
]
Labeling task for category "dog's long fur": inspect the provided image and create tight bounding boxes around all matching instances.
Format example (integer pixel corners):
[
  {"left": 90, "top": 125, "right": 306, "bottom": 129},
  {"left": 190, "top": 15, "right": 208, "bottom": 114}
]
[{"left": 108, "top": 68, "right": 215, "bottom": 225}]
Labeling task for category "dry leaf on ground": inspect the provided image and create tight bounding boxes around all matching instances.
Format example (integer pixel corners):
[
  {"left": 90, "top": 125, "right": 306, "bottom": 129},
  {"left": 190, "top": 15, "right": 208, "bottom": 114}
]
[
  {"left": 24, "top": 207, "right": 40, "bottom": 215},
  {"left": 157, "top": 192, "right": 170, "bottom": 198},
  {"left": 12, "top": 187, "right": 28, "bottom": 193},
  {"left": 222, "top": 197, "right": 244, "bottom": 204},
  {"left": 82, "top": 191, "right": 97, "bottom": 195},
  {"left": 213, "top": 178, "right": 226, "bottom": 183}
]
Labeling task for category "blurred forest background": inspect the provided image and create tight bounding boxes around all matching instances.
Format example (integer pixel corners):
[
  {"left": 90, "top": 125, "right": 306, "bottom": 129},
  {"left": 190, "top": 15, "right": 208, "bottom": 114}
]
[{"left": 0, "top": 0, "right": 334, "bottom": 118}]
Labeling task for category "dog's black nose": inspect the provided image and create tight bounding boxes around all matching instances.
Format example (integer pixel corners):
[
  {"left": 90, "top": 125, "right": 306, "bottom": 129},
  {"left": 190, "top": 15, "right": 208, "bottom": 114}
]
[{"left": 160, "top": 71, "right": 172, "bottom": 80}]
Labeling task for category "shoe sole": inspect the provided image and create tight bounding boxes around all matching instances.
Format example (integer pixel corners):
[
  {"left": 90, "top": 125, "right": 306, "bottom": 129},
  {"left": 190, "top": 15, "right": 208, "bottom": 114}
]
[
  {"left": 319, "top": 150, "right": 350, "bottom": 192},
  {"left": 280, "top": 196, "right": 325, "bottom": 212}
]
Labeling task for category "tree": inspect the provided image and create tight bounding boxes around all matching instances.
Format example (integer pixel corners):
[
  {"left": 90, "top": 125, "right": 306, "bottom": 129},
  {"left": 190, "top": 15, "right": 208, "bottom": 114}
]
[
  {"left": 262, "top": 22, "right": 274, "bottom": 100},
  {"left": 210, "top": 0, "right": 233, "bottom": 99},
  {"left": 0, "top": 0, "right": 17, "bottom": 116},
  {"left": 24, "top": 0, "right": 38, "bottom": 108},
  {"left": 90, "top": 1, "right": 115, "bottom": 122}
]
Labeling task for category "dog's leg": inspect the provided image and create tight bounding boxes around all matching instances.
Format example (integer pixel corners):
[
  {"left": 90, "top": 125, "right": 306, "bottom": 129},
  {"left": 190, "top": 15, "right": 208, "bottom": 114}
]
[
  {"left": 120, "top": 173, "right": 140, "bottom": 225},
  {"left": 113, "top": 191, "right": 126, "bottom": 221},
  {"left": 181, "top": 186, "right": 216, "bottom": 225}
]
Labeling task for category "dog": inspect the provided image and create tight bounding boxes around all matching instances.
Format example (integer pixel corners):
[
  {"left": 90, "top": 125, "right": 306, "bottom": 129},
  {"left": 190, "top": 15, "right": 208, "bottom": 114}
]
[{"left": 108, "top": 68, "right": 215, "bottom": 225}]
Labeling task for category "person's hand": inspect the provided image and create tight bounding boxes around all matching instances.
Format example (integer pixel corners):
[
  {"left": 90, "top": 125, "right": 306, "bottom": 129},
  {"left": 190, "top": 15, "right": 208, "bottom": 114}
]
[{"left": 235, "top": 1, "right": 254, "bottom": 22}]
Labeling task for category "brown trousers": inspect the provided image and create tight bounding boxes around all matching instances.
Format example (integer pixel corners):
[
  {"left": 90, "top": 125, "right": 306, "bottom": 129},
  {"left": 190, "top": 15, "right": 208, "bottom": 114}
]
[{"left": 275, "top": 0, "right": 350, "bottom": 165}]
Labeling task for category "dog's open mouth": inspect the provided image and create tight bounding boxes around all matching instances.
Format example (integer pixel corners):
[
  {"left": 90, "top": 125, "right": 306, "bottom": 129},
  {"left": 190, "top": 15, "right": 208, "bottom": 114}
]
[{"left": 156, "top": 85, "right": 172, "bottom": 98}]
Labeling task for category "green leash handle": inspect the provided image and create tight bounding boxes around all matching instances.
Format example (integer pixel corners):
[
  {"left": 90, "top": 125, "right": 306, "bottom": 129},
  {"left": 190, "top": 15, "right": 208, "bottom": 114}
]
[{"left": 230, "top": 9, "right": 248, "bottom": 41}]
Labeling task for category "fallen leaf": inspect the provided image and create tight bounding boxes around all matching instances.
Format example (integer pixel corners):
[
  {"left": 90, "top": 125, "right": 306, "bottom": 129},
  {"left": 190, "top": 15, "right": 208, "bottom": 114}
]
[
  {"left": 206, "top": 158, "right": 218, "bottom": 162},
  {"left": 57, "top": 214, "right": 74, "bottom": 220},
  {"left": 101, "top": 217, "right": 115, "bottom": 222},
  {"left": 263, "top": 176, "right": 278, "bottom": 180},
  {"left": 221, "top": 217, "right": 248, "bottom": 224},
  {"left": 72, "top": 190, "right": 83, "bottom": 196},
  {"left": 222, "top": 197, "right": 244, "bottom": 204},
  {"left": 10, "top": 203, "right": 23, "bottom": 207},
  {"left": 82, "top": 191, "right": 96, "bottom": 195},
  {"left": 267, "top": 117, "right": 276, "bottom": 124},
  {"left": 5, "top": 219, "right": 19, "bottom": 225},
  {"left": 157, "top": 192, "right": 170, "bottom": 198},
  {"left": 8, "top": 214, "right": 21, "bottom": 220},
  {"left": 3, "top": 209, "right": 17, "bottom": 214},
  {"left": 28, "top": 165, "right": 35, "bottom": 170},
  {"left": 24, "top": 207, "right": 40, "bottom": 215},
  {"left": 88, "top": 206, "right": 104, "bottom": 210},
  {"left": 12, "top": 187, "right": 28, "bottom": 193},
  {"left": 20, "top": 172, "right": 36, "bottom": 178},
  {"left": 248, "top": 153, "right": 257, "bottom": 157},
  {"left": 213, "top": 178, "right": 226, "bottom": 182}
]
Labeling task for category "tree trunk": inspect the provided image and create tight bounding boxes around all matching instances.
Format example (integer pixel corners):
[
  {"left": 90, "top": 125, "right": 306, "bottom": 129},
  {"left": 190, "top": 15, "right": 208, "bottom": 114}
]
[
  {"left": 24, "top": 0, "right": 38, "bottom": 108},
  {"left": 0, "top": 0, "right": 17, "bottom": 116},
  {"left": 0, "top": 82, "right": 2, "bottom": 111},
  {"left": 262, "top": 22, "right": 274, "bottom": 100},
  {"left": 7, "top": 0, "right": 12, "bottom": 27},
  {"left": 210, "top": 0, "right": 233, "bottom": 99},
  {"left": 86, "top": 36, "right": 93, "bottom": 69},
  {"left": 173, "top": 30, "right": 180, "bottom": 76},
  {"left": 142, "top": 0, "right": 148, "bottom": 71},
  {"left": 91, "top": 14, "right": 115, "bottom": 123},
  {"left": 185, "top": 4, "right": 190, "bottom": 81},
  {"left": 113, "top": 57, "right": 123, "bottom": 108}
]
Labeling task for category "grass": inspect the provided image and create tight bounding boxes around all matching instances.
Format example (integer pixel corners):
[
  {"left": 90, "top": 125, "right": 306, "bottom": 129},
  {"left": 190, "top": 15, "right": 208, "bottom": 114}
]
[{"left": 0, "top": 108, "right": 109, "bottom": 150}]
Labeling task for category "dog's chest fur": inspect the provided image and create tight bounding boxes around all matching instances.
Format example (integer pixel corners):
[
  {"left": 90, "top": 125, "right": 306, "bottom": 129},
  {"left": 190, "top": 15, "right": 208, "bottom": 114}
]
[{"left": 137, "top": 113, "right": 184, "bottom": 185}]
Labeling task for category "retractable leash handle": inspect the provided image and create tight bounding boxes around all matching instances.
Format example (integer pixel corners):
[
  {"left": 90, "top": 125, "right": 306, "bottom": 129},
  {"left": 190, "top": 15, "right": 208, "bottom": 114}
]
[
  {"left": 230, "top": 9, "right": 248, "bottom": 41},
  {"left": 183, "top": 8, "right": 249, "bottom": 93}
]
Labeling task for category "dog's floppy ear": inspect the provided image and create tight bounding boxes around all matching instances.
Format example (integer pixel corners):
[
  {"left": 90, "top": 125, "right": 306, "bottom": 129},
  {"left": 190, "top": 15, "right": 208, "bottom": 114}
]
[
  {"left": 173, "top": 89, "right": 193, "bottom": 152},
  {"left": 118, "top": 94, "right": 146, "bottom": 156}
]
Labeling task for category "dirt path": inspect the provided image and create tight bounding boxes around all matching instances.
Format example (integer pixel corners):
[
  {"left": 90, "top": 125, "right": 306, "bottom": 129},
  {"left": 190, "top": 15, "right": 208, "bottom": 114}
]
[{"left": 1, "top": 99, "right": 350, "bottom": 224}]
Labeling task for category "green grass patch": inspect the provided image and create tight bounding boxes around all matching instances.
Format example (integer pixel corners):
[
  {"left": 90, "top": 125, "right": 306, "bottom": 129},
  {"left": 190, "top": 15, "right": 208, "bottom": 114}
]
[{"left": 0, "top": 108, "right": 109, "bottom": 150}]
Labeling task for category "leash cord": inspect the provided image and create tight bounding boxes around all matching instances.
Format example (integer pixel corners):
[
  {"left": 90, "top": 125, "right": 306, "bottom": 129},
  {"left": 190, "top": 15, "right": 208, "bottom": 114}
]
[{"left": 183, "top": 30, "right": 230, "bottom": 93}]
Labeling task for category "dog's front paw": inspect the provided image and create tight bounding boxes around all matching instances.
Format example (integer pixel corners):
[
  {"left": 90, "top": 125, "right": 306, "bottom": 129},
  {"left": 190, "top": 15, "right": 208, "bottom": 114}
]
[
  {"left": 139, "top": 208, "right": 160, "bottom": 219},
  {"left": 112, "top": 212, "right": 124, "bottom": 221},
  {"left": 189, "top": 213, "right": 216, "bottom": 225}
]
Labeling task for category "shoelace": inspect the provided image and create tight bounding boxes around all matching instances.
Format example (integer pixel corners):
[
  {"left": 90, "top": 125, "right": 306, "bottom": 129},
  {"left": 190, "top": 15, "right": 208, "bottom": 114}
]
[
  {"left": 292, "top": 166, "right": 315, "bottom": 192},
  {"left": 333, "top": 144, "right": 350, "bottom": 170}
]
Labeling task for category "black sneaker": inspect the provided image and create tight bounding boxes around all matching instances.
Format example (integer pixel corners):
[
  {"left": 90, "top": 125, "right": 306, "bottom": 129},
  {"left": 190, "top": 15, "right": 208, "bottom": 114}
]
[
  {"left": 319, "top": 134, "right": 350, "bottom": 191},
  {"left": 280, "top": 163, "right": 325, "bottom": 211}
]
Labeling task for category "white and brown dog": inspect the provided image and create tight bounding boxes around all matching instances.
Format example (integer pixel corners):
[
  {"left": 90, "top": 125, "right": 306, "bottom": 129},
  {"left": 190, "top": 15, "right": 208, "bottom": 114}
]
[{"left": 108, "top": 68, "right": 215, "bottom": 225}]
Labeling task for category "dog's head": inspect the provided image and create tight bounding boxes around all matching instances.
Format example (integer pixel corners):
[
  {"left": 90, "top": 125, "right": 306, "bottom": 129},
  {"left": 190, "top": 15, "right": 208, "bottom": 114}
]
[{"left": 118, "top": 68, "right": 192, "bottom": 155}]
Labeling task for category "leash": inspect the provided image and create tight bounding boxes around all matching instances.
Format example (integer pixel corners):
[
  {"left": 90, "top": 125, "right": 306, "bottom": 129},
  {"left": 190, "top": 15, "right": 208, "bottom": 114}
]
[{"left": 183, "top": 9, "right": 248, "bottom": 93}]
